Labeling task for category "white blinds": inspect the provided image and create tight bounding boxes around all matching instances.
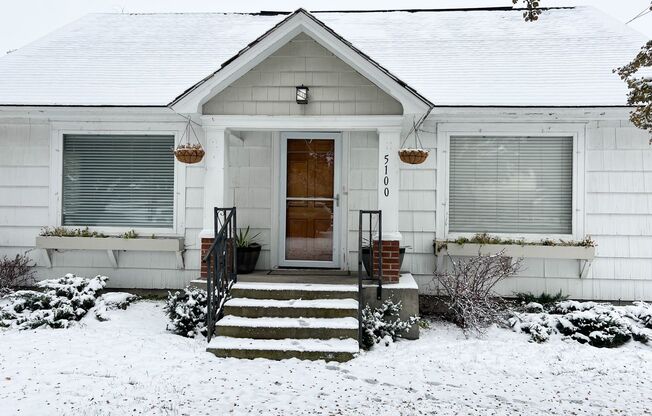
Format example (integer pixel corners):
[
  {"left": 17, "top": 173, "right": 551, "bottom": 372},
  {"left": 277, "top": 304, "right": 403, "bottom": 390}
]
[
  {"left": 62, "top": 134, "right": 174, "bottom": 228},
  {"left": 449, "top": 136, "right": 572, "bottom": 235}
]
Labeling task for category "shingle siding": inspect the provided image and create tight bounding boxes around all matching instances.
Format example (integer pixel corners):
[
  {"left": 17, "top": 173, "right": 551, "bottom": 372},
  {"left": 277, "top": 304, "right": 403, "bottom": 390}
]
[{"left": 202, "top": 33, "right": 403, "bottom": 116}]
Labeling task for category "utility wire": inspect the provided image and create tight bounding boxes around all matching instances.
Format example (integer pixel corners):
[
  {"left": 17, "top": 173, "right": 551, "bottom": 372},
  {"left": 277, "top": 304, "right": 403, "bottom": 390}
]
[{"left": 626, "top": 4, "right": 652, "bottom": 24}]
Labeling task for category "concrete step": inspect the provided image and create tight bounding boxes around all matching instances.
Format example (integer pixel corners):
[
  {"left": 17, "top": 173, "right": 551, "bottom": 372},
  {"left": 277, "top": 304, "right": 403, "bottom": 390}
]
[
  {"left": 230, "top": 282, "right": 358, "bottom": 300},
  {"left": 216, "top": 316, "right": 359, "bottom": 340},
  {"left": 206, "top": 337, "right": 358, "bottom": 361},
  {"left": 224, "top": 298, "right": 359, "bottom": 318}
]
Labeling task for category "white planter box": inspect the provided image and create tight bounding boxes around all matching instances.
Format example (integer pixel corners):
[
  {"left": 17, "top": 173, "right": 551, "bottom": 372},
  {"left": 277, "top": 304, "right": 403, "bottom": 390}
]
[
  {"left": 35, "top": 236, "right": 185, "bottom": 269},
  {"left": 435, "top": 241, "right": 595, "bottom": 278},
  {"left": 437, "top": 242, "right": 595, "bottom": 260}
]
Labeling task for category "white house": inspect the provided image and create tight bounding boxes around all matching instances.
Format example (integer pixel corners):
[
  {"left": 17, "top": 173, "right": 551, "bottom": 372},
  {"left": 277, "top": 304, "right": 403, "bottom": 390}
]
[{"left": 1, "top": 6, "right": 651, "bottom": 305}]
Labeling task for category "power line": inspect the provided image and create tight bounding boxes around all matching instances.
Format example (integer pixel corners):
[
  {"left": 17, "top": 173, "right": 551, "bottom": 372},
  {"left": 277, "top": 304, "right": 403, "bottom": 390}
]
[{"left": 626, "top": 3, "right": 652, "bottom": 24}]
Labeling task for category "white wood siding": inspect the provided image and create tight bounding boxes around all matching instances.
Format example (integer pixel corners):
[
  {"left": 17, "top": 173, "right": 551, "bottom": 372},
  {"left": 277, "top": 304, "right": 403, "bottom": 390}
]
[
  {"left": 346, "top": 131, "right": 379, "bottom": 270},
  {"left": 0, "top": 117, "right": 201, "bottom": 289},
  {"left": 202, "top": 33, "right": 403, "bottom": 116},
  {"left": 228, "top": 131, "right": 274, "bottom": 269}
]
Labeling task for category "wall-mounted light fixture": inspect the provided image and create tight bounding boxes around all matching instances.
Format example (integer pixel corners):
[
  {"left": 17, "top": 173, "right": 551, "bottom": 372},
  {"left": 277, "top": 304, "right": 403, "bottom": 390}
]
[{"left": 295, "top": 85, "right": 309, "bottom": 104}]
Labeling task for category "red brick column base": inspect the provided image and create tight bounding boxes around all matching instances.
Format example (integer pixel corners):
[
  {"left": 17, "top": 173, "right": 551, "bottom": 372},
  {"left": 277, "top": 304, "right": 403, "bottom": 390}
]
[
  {"left": 200, "top": 238, "right": 214, "bottom": 278},
  {"left": 372, "top": 240, "right": 400, "bottom": 284}
]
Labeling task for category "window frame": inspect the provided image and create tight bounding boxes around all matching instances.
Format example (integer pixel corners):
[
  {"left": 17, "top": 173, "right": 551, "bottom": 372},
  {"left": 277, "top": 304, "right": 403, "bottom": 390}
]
[
  {"left": 436, "top": 123, "right": 585, "bottom": 242},
  {"left": 49, "top": 124, "right": 187, "bottom": 237}
]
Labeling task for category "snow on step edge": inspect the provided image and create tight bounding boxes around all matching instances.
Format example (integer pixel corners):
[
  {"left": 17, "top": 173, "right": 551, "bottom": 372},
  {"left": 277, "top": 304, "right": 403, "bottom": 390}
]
[
  {"left": 232, "top": 282, "right": 358, "bottom": 292},
  {"left": 225, "top": 298, "right": 358, "bottom": 309},
  {"left": 217, "top": 316, "right": 359, "bottom": 329},
  {"left": 207, "top": 337, "right": 359, "bottom": 353}
]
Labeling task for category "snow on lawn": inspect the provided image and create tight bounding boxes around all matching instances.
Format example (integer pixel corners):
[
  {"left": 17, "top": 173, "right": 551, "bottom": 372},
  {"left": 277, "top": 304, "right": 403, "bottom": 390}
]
[{"left": 1, "top": 300, "right": 651, "bottom": 416}]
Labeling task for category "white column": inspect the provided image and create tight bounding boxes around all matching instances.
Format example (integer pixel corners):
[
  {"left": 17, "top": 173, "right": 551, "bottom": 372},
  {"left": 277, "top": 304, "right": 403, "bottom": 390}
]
[
  {"left": 200, "top": 126, "right": 228, "bottom": 239},
  {"left": 377, "top": 127, "right": 402, "bottom": 241}
]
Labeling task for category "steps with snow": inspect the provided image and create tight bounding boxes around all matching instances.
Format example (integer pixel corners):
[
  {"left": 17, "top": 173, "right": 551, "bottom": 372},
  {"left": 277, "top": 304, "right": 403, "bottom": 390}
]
[
  {"left": 230, "top": 282, "right": 358, "bottom": 300},
  {"left": 207, "top": 281, "right": 360, "bottom": 361},
  {"left": 224, "top": 298, "right": 358, "bottom": 318},
  {"left": 207, "top": 337, "right": 359, "bottom": 361}
]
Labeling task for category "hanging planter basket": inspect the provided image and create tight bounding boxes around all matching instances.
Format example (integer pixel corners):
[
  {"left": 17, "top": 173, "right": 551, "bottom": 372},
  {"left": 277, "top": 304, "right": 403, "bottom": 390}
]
[
  {"left": 174, "top": 117, "right": 205, "bottom": 164},
  {"left": 398, "top": 148, "right": 429, "bottom": 165},
  {"left": 174, "top": 145, "right": 205, "bottom": 164},
  {"left": 399, "top": 119, "right": 429, "bottom": 165}
]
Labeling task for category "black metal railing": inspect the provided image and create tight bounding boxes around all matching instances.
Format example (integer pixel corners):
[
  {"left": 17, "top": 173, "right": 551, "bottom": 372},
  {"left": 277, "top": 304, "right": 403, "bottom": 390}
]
[
  {"left": 358, "top": 210, "right": 382, "bottom": 346},
  {"left": 203, "top": 207, "right": 237, "bottom": 342}
]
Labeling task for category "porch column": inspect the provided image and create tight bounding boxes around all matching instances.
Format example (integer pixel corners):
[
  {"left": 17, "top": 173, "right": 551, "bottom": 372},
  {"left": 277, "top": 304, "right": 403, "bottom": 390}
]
[
  {"left": 200, "top": 126, "right": 228, "bottom": 277},
  {"left": 376, "top": 127, "right": 402, "bottom": 283}
]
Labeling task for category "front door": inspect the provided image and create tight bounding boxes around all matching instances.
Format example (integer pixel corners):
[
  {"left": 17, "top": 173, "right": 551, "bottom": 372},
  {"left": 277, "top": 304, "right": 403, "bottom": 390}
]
[{"left": 279, "top": 132, "right": 341, "bottom": 268}]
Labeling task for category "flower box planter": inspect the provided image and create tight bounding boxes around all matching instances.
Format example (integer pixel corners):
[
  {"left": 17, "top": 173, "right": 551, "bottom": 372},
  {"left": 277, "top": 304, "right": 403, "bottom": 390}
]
[
  {"left": 435, "top": 241, "right": 595, "bottom": 278},
  {"left": 35, "top": 236, "right": 185, "bottom": 269}
]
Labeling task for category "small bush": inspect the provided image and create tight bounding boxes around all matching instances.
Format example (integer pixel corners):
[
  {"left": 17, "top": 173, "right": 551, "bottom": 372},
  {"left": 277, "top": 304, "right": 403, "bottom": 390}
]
[
  {"left": 0, "top": 274, "right": 108, "bottom": 329},
  {"left": 164, "top": 286, "right": 207, "bottom": 338},
  {"left": 511, "top": 300, "right": 651, "bottom": 347},
  {"left": 434, "top": 251, "right": 521, "bottom": 334},
  {"left": 361, "top": 299, "right": 418, "bottom": 349},
  {"left": 514, "top": 290, "right": 568, "bottom": 307},
  {"left": 0, "top": 252, "right": 35, "bottom": 294}
]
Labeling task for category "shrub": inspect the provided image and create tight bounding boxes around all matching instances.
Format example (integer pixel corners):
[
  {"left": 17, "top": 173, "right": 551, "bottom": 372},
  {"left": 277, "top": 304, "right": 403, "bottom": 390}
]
[
  {"left": 434, "top": 251, "right": 521, "bottom": 333},
  {"left": 514, "top": 290, "right": 568, "bottom": 307},
  {"left": 511, "top": 300, "right": 651, "bottom": 347},
  {"left": 0, "top": 274, "right": 108, "bottom": 329},
  {"left": 0, "top": 252, "right": 36, "bottom": 294},
  {"left": 556, "top": 310, "right": 632, "bottom": 348},
  {"left": 361, "top": 299, "right": 418, "bottom": 349},
  {"left": 164, "top": 286, "right": 208, "bottom": 338}
]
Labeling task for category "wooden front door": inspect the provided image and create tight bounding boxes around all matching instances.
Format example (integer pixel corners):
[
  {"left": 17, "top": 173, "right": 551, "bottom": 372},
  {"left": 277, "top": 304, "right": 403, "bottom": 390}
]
[{"left": 280, "top": 133, "right": 341, "bottom": 268}]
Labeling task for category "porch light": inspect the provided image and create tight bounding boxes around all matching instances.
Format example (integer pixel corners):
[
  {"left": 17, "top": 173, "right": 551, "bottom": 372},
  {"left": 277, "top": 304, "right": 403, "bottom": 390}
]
[{"left": 296, "top": 85, "right": 309, "bottom": 104}]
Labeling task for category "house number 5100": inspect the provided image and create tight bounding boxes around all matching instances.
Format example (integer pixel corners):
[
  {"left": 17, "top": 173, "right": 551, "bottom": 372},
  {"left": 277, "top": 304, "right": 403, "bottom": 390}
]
[{"left": 383, "top": 154, "right": 390, "bottom": 197}]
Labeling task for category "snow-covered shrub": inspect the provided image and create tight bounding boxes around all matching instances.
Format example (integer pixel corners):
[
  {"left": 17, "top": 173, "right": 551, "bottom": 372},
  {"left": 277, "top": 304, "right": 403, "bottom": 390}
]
[
  {"left": 556, "top": 310, "right": 631, "bottom": 348},
  {"left": 623, "top": 301, "right": 652, "bottom": 329},
  {"left": 0, "top": 274, "right": 107, "bottom": 329},
  {"left": 511, "top": 300, "right": 651, "bottom": 347},
  {"left": 93, "top": 292, "right": 139, "bottom": 321},
  {"left": 0, "top": 252, "right": 35, "bottom": 294},
  {"left": 361, "top": 299, "right": 418, "bottom": 349},
  {"left": 164, "top": 286, "right": 207, "bottom": 338},
  {"left": 434, "top": 251, "right": 521, "bottom": 334},
  {"left": 510, "top": 314, "right": 554, "bottom": 343}
]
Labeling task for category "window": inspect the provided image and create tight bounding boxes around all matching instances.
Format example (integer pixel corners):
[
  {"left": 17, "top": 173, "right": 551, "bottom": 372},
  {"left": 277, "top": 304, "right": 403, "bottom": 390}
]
[
  {"left": 62, "top": 134, "right": 175, "bottom": 228},
  {"left": 449, "top": 136, "right": 572, "bottom": 235}
]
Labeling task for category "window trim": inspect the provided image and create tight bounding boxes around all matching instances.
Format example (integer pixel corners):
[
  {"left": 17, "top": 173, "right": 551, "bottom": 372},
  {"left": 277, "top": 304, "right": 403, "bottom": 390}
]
[
  {"left": 50, "top": 124, "right": 187, "bottom": 236},
  {"left": 436, "top": 123, "right": 585, "bottom": 242}
]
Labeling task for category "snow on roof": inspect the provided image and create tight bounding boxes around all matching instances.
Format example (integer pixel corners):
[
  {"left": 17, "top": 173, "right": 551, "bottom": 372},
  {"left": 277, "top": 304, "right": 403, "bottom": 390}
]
[{"left": 0, "top": 7, "right": 647, "bottom": 107}]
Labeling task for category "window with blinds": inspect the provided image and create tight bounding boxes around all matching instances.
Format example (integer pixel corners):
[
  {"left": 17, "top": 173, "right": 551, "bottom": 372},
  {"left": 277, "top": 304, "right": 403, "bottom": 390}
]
[
  {"left": 449, "top": 136, "right": 572, "bottom": 235},
  {"left": 62, "top": 134, "right": 175, "bottom": 228}
]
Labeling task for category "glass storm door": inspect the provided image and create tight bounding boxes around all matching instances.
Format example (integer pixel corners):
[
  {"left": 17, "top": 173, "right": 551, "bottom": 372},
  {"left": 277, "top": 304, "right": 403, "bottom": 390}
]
[{"left": 280, "top": 132, "right": 341, "bottom": 268}]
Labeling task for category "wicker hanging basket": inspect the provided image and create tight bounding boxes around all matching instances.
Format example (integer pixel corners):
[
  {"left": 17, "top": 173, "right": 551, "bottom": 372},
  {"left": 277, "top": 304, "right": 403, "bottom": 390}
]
[
  {"left": 174, "top": 145, "right": 205, "bottom": 164},
  {"left": 174, "top": 117, "right": 205, "bottom": 164},
  {"left": 399, "top": 118, "right": 429, "bottom": 165},
  {"left": 399, "top": 148, "right": 429, "bottom": 165}
]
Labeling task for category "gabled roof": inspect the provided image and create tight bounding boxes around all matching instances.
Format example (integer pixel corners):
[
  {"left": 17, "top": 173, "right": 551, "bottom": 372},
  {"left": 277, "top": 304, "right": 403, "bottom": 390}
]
[{"left": 0, "top": 6, "right": 647, "bottom": 107}]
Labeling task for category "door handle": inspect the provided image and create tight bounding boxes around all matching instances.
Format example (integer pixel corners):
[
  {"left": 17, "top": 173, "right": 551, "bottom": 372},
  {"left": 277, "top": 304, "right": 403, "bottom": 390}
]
[{"left": 334, "top": 193, "right": 340, "bottom": 207}]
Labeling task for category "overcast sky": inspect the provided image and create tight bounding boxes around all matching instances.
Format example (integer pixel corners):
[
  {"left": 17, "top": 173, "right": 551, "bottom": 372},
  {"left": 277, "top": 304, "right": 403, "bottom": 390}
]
[{"left": 1, "top": 0, "right": 651, "bottom": 54}]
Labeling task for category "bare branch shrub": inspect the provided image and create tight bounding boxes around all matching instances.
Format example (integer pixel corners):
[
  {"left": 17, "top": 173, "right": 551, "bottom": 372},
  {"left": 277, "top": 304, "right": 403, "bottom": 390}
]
[
  {"left": 0, "top": 252, "right": 36, "bottom": 294},
  {"left": 434, "top": 250, "right": 521, "bottom": 334}
]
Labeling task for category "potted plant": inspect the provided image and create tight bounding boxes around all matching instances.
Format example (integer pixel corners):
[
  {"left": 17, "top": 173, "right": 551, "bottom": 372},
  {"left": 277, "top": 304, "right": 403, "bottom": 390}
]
[
  {"left": 360, "top": 243, "right": 407, "bottom": 277},
  {"left": 235, "top": 226, "right": 261, "bottom": 274}
]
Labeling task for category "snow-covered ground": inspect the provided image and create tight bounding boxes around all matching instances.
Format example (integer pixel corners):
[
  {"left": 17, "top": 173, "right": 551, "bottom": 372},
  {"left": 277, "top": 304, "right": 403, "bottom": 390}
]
[{"left": 1, "top": 300, "right": 651, "bottom": 416}]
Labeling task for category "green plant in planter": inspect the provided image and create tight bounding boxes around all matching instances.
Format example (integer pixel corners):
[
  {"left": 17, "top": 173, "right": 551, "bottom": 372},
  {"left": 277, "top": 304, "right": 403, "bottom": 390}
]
[
  {"left": 235, "top": 226, "right": 262, "bottom": 274},
  {"left": 235, "top": 226, "right": 261, "bottom": 248}
]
